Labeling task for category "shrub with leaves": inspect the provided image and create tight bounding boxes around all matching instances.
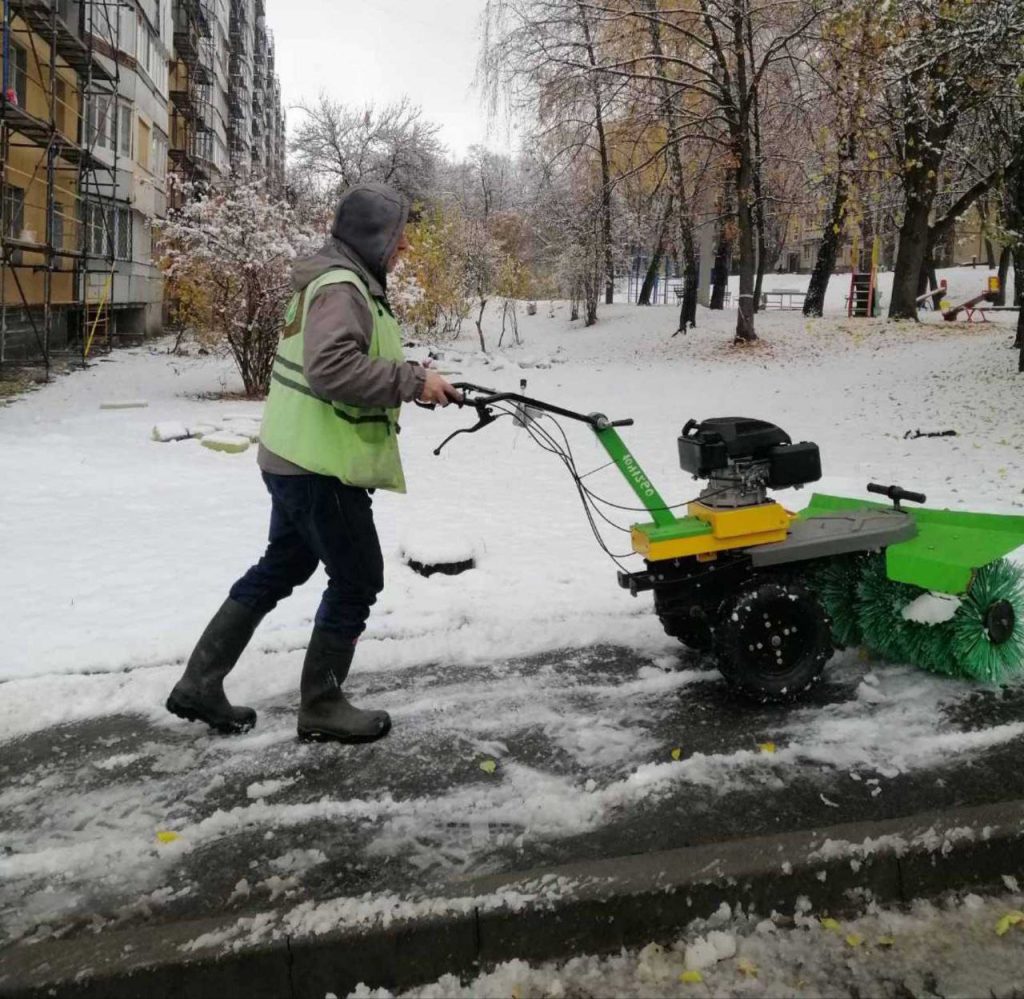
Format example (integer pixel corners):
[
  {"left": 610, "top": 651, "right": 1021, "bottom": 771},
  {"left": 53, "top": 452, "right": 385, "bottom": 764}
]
[
  {"left": 390, "top": 204, "right": 471, "bottom": 340},
  {"left": 157, "top": 181, "right": 319, "bottom": 397}
]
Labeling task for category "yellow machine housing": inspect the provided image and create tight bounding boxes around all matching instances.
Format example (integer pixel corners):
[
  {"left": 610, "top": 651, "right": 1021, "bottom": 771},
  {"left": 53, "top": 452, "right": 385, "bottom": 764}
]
[{"left": 631, "top": 501, "right": 795, "bottom": 562}]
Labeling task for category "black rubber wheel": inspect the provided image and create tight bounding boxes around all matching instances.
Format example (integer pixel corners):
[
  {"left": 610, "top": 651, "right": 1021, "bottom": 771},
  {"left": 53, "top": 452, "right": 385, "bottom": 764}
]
[
  {"left": 714, "top": 580, "right": 833, "bottom": 702},
  {"left": 655, "top": 597, "right": 714, "bottom": 652}
]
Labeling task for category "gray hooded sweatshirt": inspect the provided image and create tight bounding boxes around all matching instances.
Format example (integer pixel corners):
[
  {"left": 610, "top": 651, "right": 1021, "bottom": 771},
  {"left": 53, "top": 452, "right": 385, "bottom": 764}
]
[{"left": 258, "top": 184, "right": 427, "bottom": 476}]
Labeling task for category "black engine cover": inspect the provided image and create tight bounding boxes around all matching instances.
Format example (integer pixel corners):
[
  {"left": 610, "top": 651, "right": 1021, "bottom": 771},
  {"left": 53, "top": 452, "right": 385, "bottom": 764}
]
[
  {"left": 678, "top": 417, "right": 791, "bottom": 474},
  {"left": 678, "top": 417, "right": 821, "bottom": 488}
]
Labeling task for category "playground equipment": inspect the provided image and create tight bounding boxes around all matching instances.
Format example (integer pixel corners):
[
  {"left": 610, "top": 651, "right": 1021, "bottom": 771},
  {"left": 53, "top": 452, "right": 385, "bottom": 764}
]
[
  {"left": 916, "top": 279, "right": 947, "bottom": 310},
  {"left": 847, "top": 236, "right": 882, "bottom": 317},
  {"left": 941, "top": 275, "right": 1019, "bottom": 322},
  {"left": 435, "top": 385, "right": 1024, "bottom": 702}
]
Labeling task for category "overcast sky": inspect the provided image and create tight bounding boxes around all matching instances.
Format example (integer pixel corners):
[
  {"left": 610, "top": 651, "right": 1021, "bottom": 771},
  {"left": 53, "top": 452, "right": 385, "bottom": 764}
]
[{"left": 266, "top": 0, "right": 516, "bottom": 160}]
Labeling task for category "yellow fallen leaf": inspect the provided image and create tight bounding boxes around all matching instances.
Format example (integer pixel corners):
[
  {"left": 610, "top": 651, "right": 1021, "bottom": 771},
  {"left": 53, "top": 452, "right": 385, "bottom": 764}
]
[
  {"left": 479, "top": 759, "right": 497, "bottom": 774},
  {"left": 679, "top": 970, "right": 703, "bottom": 983},
  {"left": 758, "top": 742, "right": 776, "bottom": 754},
  {"left": 995, "top": 911, "right": 1024, "bottom": 936},
  {"left": 876, "top": 936, "right": 896, "bottom": 948},
  {"left": 845, "top": 933, "right": 863, "bottom": 948},
  {"left": 671, "top": 747, "right": 683, "bottom": 761},
  {"left": 737, "top": 958, "right": 758, "bottom": 977},
  {"left": 820, "top": 917, "right": 841, "bottom": 932},
  {"left": 156, "top": 831, "right": 180, "bottom": 844}
]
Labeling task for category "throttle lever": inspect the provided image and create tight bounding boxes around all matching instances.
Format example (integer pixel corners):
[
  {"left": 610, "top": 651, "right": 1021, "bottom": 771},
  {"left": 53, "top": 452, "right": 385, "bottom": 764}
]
[{"left": 432, "top": 408, "right": 498, "bottom": 456}]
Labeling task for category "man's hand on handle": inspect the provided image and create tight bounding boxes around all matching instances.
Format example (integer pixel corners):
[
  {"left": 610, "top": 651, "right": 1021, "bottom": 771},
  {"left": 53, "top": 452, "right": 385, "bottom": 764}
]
[{"left": 419, "top": 369, "right": 462, "bottom": 407}]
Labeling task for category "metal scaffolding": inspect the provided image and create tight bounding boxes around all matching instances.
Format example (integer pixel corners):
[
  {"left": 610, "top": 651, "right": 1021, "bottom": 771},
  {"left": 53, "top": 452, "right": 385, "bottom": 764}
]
[
  {"left": 168, "top": 0, "right": 212, "bottom": 201},
  {"left": 0, "top": 0, "right": 122, "bottom": 373}
]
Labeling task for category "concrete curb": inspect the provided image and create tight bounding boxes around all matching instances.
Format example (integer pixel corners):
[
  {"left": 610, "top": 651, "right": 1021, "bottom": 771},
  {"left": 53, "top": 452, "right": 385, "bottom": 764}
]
[{"left": 3, "top": 799, "right": 1023, "bottom": 999}]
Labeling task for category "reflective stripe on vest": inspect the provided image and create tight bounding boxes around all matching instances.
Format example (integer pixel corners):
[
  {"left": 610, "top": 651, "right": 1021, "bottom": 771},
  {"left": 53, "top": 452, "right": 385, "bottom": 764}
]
[{"left": 258, "top": 268, "right": 407, "bottom": 492}]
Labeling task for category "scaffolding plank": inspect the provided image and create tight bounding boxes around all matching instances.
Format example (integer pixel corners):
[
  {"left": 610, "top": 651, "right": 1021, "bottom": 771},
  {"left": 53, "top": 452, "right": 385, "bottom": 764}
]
[{"left": 8, "top": 0, "right": 117, "bottom": 83}]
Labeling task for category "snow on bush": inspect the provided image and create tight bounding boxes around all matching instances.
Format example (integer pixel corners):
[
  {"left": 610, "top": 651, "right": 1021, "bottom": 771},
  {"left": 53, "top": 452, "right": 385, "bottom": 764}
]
[{"left": 156, "top": 180, "right": 320, "bottom": 397}]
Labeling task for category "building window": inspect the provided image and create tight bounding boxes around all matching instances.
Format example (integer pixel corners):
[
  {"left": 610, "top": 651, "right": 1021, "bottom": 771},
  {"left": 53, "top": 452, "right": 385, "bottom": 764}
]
[
  {"left": 52, "top": 202, "right": 65, "bottom": 250},
  {"left": 87, "top": 93, "right": 113, "bottom": 148},
  {"left": 84, "top": 202, "right": 131, "bottom": 260},
  {"left": 3, "top": 185, "right": 25, "bottom": 238},
  {"left": 55, "top": 78, "right": 69, "bottom": 136},
  {"left": 151, "top": 130, "right": 167, "bottom": 179},
  {"left": 85, "top": 202, "right": 109, "bottom": 257},
  {"left": 118, "top": 101, "right": 133, "bottom": 157},
  {"left": 116, "top": 206, "right": 131, "bottom": 259},
  {"left": 138, "top": 118, "right": 151, "bottom": 170},
  {"left": 9, "top": 43, "right": 28, "bottom": 106},
  {"left": 136, "top": 15, "right": 149, "bottom": 75}
]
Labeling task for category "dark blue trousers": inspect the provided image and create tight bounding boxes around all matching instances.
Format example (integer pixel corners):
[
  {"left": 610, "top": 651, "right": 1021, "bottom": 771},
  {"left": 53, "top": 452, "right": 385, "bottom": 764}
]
[{"left": 229, "top": 472, "right": 384, "bottom": 641}]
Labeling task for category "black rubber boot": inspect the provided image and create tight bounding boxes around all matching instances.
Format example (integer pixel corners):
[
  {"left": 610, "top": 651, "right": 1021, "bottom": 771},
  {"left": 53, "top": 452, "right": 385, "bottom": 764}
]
[
  {"left": 296, "top": 628, "right": 391, "bottom": 744},
  {"left": 166, "top": 599, "right": 262, "bottom": 734}
]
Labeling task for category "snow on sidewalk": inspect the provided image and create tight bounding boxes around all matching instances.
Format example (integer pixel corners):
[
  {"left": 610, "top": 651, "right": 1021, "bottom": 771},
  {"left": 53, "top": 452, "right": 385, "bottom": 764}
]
[
  {"left": 1, "top": 290, "right": 1022, "bottom": 947},
  {"left": 352, "top": 891, "right": 1024, "bottom": 999}
]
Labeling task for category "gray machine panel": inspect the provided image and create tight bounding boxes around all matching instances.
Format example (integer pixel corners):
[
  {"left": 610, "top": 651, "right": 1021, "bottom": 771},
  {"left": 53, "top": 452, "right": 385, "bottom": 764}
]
[{"left": 751, "top": 510, "right": 917, "bottom": 568}]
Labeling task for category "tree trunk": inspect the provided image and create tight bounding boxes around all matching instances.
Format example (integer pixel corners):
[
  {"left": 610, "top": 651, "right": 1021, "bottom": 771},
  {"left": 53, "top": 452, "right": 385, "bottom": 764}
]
[
  {"left": 710, "top": 230, "right": 731, "bottom": 310},
  {"left": 890, "top": 198, "right": 932, "bottom": 319},
  {"left": 890, "top": 119, "right": 949, "bottom": 320},
  {"left": 734, "top": 149, "right": 757, "bottom": 341},
  {"left": 731, "top": 7, "right": 756, "bottom": 343},
  {"left": 678, "top": 243, "right": 698, "bottom": 331},
  {"left": 753, "top": 218, "right": 767, "bottom": 315},
  {"left": 997, "top": 246, "right": 1012, "bottom": 306},
  {"left": 639, "top": 197, "right": 671, "bottom": 306},
  {"left": 584, "top": 277, "right": 599, "bottom": 327},
  {"left": 750, "top": 78, "right": 767, "bottom": 317},
  {"left": 638, "top": 248, "right": 664, "bottom": 306},
  {"left": 1015, "top": 255, "right": 1024, "bottom": 357},
  {"left": 804, "top": 164, "right": 851, "bottom": 317},
  {"left": 928, "top": 270, "right": 942, "bottom": 311},
  {"left": 644, "top": 0, "right": 699, "bottom": 333},
  {"left": 475, "top": 298, "right": 488, "bottom": 351},
  {"left": 576, "top": 1, "right": 614, "bottom": 307},
  {"left": 915, "top": 250, "right": 943, "bottom": 311}
]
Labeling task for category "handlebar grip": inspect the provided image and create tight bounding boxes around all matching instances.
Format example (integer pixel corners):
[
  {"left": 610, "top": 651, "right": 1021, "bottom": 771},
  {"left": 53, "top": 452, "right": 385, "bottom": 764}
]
[
  {"left": 867, "top": 482, "right": 927, "bottom": 504},
  {"left": 611, "top": 419, "right": 634, "bottom": 427}
]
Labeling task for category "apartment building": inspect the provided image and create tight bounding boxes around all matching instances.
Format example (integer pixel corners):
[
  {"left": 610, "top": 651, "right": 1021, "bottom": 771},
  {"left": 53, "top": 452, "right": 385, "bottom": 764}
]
[
  {"left": 2, "top": 0, "right": 284, "bottom": 366},
  {"left": 222, "top": 0, "right": 282, "bottom": 183}
]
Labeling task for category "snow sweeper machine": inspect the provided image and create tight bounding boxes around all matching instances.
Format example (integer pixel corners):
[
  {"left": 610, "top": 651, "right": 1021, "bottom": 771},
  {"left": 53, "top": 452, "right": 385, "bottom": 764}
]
[{"left": 432, "top": 382, "right": 1024, "bottom": 701}]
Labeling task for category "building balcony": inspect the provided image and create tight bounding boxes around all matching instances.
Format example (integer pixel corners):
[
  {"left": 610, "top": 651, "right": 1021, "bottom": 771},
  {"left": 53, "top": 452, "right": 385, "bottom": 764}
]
[
  {"left": 169, "top": 86, "right": 198, "bottom": 118},
  {"left": 10, "top": 0, "right": 115, "bottom": 82},
  {"left": 196, "top": 0, "right": 213, "bottom": 37},
  {"left": 174, "top": 21, "right": 200, "bottom": 63}
]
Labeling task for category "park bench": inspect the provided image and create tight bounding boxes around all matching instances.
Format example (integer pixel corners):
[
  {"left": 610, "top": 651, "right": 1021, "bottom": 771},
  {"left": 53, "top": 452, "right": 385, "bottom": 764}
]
[
  {"left": 761, "top": 288, "right": 806, "bottom": 310},
  {"left": 671, "top": 285, "right": 732, "bottom": 306}
]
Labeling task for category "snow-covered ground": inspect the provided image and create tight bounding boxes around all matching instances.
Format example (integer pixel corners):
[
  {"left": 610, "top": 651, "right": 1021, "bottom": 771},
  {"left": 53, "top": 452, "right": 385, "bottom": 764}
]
[
  {"left": 355, "top": 891, "right": 1024, "bottom": 999},
  {"left": 1, "top": 266, "right": 1022, "bottom": 952}
]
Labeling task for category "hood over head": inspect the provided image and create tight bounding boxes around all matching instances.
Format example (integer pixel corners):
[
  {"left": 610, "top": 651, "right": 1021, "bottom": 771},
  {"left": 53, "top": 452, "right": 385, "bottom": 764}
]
[{"left": 291, "top": 183, "right": 409, "bottom": 297}]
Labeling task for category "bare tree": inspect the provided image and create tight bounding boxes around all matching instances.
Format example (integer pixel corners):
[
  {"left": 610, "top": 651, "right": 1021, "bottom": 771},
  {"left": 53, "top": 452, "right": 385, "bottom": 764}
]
[
  {"left": 290, "top": 94, "right": 443, "bottom": 201},
  {"left": 482, "top": 0, "right": 620, "bottom": 310}
]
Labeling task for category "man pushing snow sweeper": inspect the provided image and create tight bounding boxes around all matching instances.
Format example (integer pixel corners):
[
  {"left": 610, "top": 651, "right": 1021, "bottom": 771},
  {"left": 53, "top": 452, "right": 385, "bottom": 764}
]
[{"left": 167, "top": 183, "right": 460, "bottom": 744}]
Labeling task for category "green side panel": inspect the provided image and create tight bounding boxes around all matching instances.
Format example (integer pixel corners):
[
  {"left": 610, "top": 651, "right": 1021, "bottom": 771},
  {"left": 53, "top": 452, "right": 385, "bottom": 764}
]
[
  {"left": 632, "top": 516, "right": 711, "bottom": 542},
  {"left": 798, "top": 493, "right": 1024, "bottom": 595}
]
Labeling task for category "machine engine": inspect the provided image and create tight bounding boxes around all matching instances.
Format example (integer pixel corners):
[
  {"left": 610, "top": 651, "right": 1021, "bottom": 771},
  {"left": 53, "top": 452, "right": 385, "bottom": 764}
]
[{"left": 678, "top": 417, "right": 821, "bottom": 509}]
